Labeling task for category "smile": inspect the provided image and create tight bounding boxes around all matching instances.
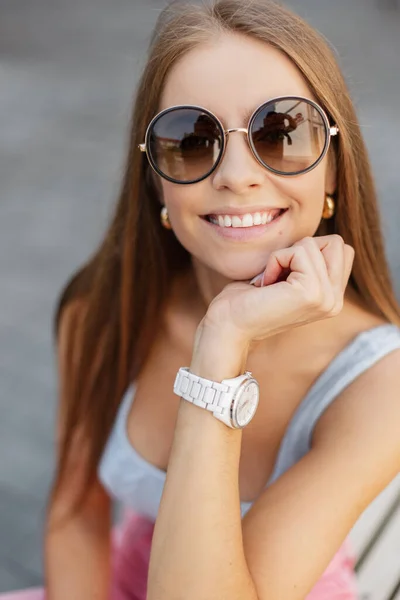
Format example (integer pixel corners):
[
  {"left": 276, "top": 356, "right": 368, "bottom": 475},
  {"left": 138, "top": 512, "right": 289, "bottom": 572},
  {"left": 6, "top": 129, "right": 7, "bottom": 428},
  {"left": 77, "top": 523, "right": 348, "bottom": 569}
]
[
  {"left": 205, "top": 209, "right": 285, "bottom": 228},
  {"left": 201, "top": 208, "right": 288, "bottom": 241}
]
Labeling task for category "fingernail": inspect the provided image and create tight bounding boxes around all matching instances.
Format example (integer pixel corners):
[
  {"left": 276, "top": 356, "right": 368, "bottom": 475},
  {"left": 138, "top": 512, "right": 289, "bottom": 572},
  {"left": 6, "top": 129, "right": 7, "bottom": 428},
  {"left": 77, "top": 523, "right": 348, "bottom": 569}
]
[{"left": 250, "top": 273, "right": 263, "bottom": 286}]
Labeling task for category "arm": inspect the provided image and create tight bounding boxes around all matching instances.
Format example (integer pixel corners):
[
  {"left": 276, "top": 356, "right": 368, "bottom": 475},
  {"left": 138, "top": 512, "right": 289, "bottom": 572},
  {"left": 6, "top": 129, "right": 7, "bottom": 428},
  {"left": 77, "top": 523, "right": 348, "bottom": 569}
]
[
  {"left": 44, "top": 301, "right": 112, "bottom": 600},
  {"left": 147, "top": 324, "right": 257, "bottom": 600},
  {"left": 146, "top": 237, "right": 398, "bottom": 600},
  {"left": 147, "top": 325, "right": 400, "bottom": 600}
]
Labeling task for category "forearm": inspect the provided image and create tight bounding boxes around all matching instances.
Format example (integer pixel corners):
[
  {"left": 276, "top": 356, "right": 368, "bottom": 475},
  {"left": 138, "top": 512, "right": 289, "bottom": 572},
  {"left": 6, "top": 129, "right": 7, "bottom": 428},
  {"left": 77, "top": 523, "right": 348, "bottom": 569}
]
[
  {"left": 147, "top": 328, "right": 258, "bottom": 600},
  {"left": 45, "top": 513, "right": 111, "bottom": 600}
]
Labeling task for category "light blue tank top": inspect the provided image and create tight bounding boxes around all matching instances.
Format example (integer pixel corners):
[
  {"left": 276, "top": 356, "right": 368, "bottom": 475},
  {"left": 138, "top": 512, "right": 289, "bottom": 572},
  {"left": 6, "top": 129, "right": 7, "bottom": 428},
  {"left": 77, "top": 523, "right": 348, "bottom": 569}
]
[{"left": 98, "top": 324, "right": 400, "bottom": 521}]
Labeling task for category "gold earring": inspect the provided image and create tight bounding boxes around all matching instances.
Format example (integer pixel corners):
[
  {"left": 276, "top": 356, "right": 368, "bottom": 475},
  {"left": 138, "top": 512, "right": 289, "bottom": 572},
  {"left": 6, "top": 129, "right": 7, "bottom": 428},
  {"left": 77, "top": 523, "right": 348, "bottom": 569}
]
[
  {"left": 160, "top": 206, "right": 172, "bottom": 229},
  {"left": 322, "top": 195, "right": 335, "bottom": 219}
]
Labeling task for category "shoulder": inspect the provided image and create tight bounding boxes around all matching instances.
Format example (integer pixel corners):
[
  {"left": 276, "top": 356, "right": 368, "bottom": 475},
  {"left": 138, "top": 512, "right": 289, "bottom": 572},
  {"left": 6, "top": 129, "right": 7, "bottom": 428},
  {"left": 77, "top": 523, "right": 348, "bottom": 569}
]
[
  {"left": 242, "top": 332, "right": 399, "bottom": 598},
  {"left": 313, "top": 326, "right": 400, "bottom": 492}
]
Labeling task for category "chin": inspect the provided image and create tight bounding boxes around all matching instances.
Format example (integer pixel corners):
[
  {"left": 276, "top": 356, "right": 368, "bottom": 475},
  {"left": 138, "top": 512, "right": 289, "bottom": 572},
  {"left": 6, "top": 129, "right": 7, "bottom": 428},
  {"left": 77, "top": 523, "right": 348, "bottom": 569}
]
[{"left": 208, "top": 255, "right": 271, "bottom": 282}]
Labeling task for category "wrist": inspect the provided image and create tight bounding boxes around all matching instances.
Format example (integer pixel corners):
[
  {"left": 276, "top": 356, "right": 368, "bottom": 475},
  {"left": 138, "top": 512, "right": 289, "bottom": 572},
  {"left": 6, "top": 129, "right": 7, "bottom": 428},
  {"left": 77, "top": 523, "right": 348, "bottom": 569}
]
[{"left": 190, "top": 320, "right": 250, "bottom": 381}]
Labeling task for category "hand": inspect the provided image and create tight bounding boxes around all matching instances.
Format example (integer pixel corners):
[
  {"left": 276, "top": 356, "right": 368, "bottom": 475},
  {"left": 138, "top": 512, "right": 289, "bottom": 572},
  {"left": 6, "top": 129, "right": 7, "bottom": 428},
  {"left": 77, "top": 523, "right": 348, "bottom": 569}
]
[{"left": 204, "top": 235, "right": 355, "bottom": 345}]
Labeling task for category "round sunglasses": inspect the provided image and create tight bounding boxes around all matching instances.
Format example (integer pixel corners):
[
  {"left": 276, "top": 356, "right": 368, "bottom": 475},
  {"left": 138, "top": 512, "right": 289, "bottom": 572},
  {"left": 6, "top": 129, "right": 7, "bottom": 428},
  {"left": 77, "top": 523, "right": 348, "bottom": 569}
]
[{"left": 139, "top": 95, "right": 339, "bottom": 185}]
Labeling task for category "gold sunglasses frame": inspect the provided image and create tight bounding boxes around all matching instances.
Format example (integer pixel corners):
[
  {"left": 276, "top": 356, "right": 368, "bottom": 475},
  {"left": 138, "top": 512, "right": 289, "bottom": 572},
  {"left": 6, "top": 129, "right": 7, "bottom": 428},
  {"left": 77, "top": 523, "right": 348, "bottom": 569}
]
[{"left": 138, "top": 95, "right": 339, "bottom": 184}]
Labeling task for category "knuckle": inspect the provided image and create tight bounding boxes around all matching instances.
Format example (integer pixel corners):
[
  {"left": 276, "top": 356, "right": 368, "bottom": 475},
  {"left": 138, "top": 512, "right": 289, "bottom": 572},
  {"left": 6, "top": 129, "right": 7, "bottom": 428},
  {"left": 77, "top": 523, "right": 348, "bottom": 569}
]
[
  {"left": 322, "top": 291, "right": 339, "bottom": 314},
  {"left": 294, "top": 245, "right": 308, "bottom": 259},
  {"left": 330, "top": 298, "right": 344, "bottom": 316},
  {"left": 302, "top": 284, "right": 323, "bottom": 308},
  {"left": 303, "top": 287, "right": 336, "bottom": 313},
  {"left": 331, "top": 234, "right": 344, "bottom": 245},
  {"left": 296, "top": 236, "right": 314, "bottom": 247}
]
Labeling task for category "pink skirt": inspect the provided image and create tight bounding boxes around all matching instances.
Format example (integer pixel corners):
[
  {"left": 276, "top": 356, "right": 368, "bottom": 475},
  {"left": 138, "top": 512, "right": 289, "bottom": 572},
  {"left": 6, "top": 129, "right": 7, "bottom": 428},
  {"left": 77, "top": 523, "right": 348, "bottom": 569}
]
[{"left": 0, "top": 509, "right": 359, "bottom": 599}]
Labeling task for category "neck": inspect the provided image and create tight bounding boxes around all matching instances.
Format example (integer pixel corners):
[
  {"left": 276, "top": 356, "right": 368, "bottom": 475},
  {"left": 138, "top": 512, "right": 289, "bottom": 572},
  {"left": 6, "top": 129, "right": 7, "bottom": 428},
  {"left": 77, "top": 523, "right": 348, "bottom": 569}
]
[{"left": 191, "top": 257, "right": 233, "bottom": 309}]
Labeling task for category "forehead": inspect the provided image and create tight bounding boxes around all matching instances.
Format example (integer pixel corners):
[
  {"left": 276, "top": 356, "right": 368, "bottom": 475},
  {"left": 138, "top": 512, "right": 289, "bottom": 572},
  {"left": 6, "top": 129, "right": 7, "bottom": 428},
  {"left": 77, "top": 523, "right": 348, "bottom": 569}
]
[{"left": 159, "top": 33, "right": 316, "bottom": 124}]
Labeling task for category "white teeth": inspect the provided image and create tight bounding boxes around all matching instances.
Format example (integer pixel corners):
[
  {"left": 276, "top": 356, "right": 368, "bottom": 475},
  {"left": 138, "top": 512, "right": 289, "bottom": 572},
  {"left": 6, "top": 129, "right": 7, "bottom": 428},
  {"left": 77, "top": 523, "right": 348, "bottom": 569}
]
[
  {"left": 242, "top": 213, "right": 254, "bottom": 227},
  {"left": 207, "top": 210, "right": 283, "bottom": 228},
  {"left": 253, "top": 212, "right": 262, "bottom": 225},
  {"left": 224, "top": 215, "right": 232, "bottom": 227},
  {"left": 231, "top": 216, "right": 242, "bottom": 228}
]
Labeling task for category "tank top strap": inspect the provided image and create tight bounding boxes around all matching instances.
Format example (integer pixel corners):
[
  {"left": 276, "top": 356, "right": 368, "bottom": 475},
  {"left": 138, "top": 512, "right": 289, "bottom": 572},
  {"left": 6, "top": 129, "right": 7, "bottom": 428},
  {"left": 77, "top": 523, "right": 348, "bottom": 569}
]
[
  {"left": 268, "top": 324, "right": 400, "bottom": 486},
  {"left": 115, "top": 382, "right": 136, "bottom": 431}
]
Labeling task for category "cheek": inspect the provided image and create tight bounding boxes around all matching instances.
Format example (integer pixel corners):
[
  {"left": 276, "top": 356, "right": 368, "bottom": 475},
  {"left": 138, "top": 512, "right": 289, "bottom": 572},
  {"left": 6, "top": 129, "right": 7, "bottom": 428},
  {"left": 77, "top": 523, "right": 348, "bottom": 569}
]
[
  {"left": 270, "top": 171, "right": 326, "bottom": 241},
  {"left": 161, "top": 181, "right": 207, "bottom": 223},
  {"left": 160, "top": 182, "right": 209, "bottom": 253},
  {"left": 277, "top": 169, "right": 325, "bottom": 214}
]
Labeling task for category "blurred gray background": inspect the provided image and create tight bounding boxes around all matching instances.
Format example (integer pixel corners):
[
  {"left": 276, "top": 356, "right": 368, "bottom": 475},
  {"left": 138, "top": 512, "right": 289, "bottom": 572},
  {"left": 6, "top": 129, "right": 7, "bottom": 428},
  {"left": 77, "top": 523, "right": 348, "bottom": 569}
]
[{"left": 0, "top": 0, "right": 399, "bottom": 592}]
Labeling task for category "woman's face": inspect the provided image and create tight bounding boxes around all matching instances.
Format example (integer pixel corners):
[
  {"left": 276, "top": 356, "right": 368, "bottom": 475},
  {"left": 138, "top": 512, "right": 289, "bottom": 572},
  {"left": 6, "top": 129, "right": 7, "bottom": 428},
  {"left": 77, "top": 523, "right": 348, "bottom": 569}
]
[{"left": 157, "top": 33, "right": 336, "bottom": 282}]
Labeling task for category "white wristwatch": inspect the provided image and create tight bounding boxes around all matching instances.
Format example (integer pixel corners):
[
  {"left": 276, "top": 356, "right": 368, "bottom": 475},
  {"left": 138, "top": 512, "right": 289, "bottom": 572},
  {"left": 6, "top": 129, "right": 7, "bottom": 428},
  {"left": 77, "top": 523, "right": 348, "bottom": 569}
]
[{"left": 173, "top": 367, "right": 260, "bottom": 429}]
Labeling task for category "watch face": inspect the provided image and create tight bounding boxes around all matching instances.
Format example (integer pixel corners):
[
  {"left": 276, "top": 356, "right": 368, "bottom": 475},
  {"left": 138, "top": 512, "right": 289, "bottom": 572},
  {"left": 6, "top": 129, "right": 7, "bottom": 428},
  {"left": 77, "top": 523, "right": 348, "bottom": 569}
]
[{"left": 233, "top": 379, "right": 260, "bottom": 428}]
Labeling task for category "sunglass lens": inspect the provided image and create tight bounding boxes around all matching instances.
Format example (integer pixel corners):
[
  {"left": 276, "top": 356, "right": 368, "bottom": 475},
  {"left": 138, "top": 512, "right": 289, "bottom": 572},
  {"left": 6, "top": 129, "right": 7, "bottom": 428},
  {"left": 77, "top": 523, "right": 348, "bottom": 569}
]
[
  {"left": 148, "top": 108, "right": 223, "bottom": 183},
  {"left": 250, "top": 99, "right": 328, "bottom": 174}
]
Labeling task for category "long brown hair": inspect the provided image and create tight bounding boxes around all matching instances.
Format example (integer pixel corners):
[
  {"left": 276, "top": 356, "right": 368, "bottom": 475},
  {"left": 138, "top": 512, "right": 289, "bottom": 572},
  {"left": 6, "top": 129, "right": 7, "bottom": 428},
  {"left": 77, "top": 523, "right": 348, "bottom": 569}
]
[{"left": 50, "top": 0, "right": 400, "bottom": 520}]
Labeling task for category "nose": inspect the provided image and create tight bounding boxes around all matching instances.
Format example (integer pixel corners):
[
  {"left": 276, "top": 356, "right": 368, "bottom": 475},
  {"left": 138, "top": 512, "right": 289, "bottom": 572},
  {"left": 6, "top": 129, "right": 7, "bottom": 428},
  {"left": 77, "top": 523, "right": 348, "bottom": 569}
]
[{"left": 211, "top": 129, "right": 266, "bottom": 194}]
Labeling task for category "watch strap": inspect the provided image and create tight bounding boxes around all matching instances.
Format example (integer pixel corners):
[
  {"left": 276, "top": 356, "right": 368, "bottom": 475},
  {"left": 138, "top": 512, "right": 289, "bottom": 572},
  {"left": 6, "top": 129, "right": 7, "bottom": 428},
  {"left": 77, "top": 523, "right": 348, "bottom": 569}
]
[{"left": 173, "top": 367, "right": 234, "bottom": 414}]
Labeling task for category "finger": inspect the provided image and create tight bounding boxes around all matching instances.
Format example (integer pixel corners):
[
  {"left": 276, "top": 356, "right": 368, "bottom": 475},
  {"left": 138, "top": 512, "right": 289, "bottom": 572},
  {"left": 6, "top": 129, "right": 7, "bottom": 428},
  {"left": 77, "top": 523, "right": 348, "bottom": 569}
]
[
  {"left": 250, "top": 241, "right": 323, "bottom": 288},
  {"left": 316, "top": 235, "right": 355, "bottom": 292},
  {"left": 261, "top": 254, "right": 286, "bottom": 287},
  {"left": 313, "top": 235, "right": 345, "bottom": 293},
  {"left": 292, "top": 237, "right": 331, "bottom": 288},
  {"left": 250, "top": 237, "right": 354, "bottom": 293},
  {"left": 249, "top": 254, "right": 291, "bottom": 288},
  {"left": 261, "top": 243, "right": 319, "bottom": 288},
  {"left": 342, "top": 244, "right": 355, "bottom": 289},
  {"left": 249, "top": 271, "right": 266, "bottom": 287}
]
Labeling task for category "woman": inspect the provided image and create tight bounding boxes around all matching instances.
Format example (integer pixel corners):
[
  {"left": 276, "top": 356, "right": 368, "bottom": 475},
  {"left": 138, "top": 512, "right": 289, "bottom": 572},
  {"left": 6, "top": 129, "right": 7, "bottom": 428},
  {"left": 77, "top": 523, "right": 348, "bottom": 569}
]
[{"left": 4, "top": 1, "right": 400, "bottom": 599}]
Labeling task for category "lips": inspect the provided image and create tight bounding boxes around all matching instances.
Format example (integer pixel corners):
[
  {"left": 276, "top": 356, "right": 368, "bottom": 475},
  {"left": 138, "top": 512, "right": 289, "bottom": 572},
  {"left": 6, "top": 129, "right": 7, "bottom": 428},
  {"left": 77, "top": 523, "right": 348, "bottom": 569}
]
[{"left": 200, "top": 207, "right": 288, "bottom": 242}]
